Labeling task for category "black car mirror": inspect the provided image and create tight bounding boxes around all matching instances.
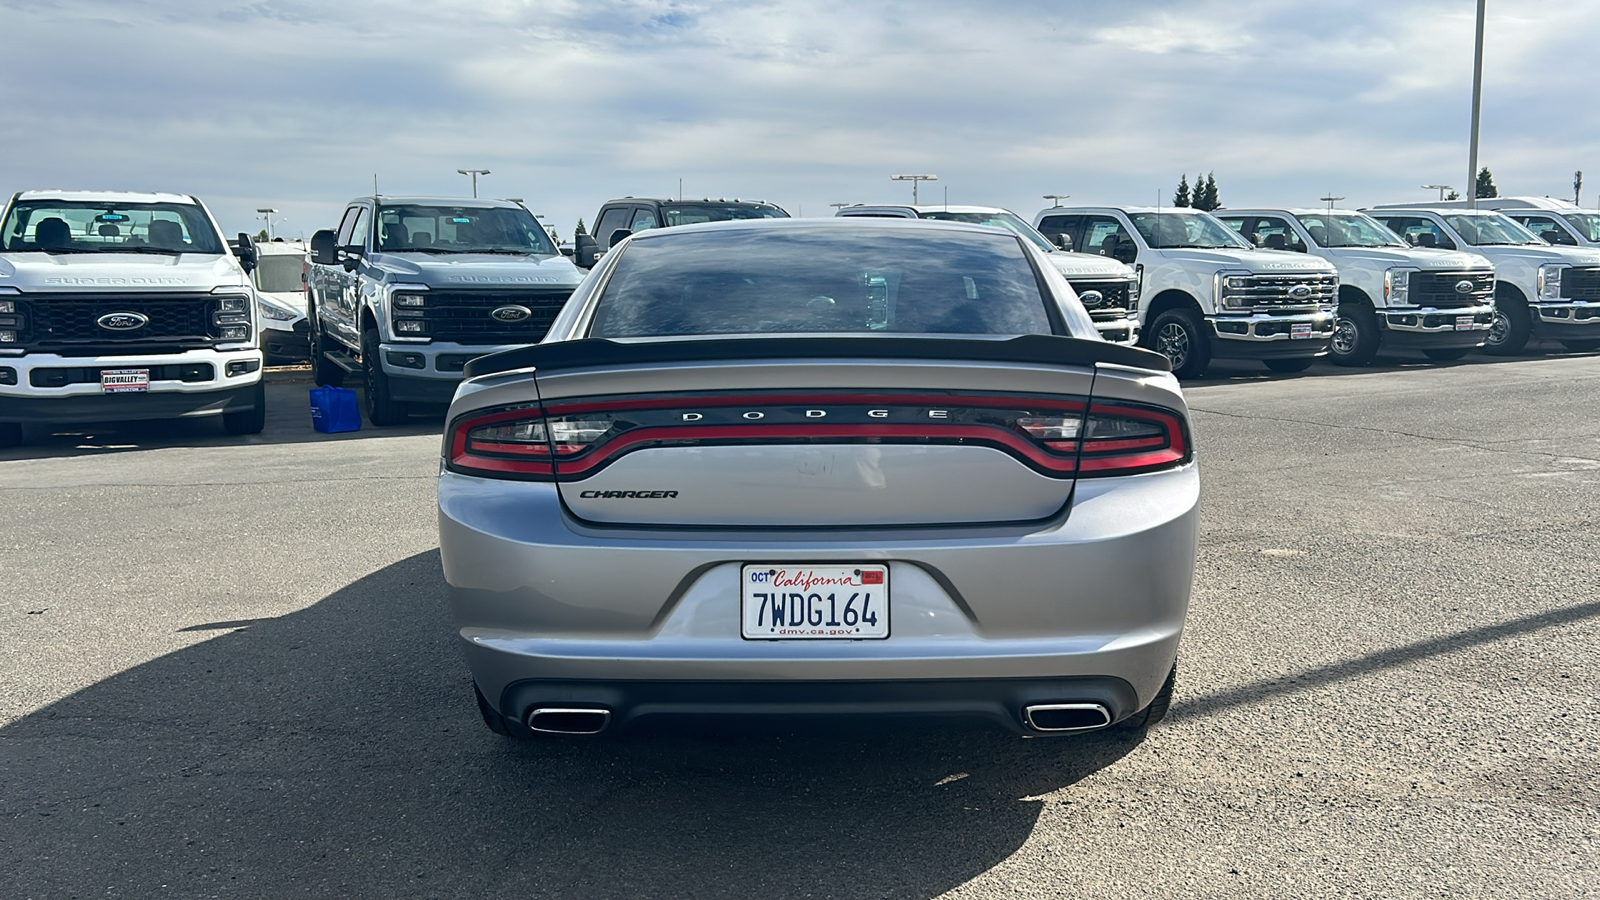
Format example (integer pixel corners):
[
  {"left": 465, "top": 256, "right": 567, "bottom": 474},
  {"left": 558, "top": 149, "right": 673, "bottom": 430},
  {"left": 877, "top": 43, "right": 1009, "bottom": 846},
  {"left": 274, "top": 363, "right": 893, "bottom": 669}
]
[
  {"left": 608, "top": 228, "right": 632, "bottom": 249},
  {"left": 311, "top": 230, "right": 338, "bottom": 265},
  {"left": 234, "top": 232, "right": 258, "bottom": 273},
  {"left": 574, "top": 233, "right": 599, "bottom": 268},
  {"left": 1053, "top": 233, "right": 1073, "bottom": 252}
]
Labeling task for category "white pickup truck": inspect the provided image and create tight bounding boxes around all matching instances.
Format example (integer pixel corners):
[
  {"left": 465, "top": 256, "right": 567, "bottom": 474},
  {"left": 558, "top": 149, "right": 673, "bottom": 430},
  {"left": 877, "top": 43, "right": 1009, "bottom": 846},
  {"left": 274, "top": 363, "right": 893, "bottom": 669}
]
[
  {"left": 1365, "top": 205, "right": 1600, "bottom": 353},
  {"left": 834, "top": 205, "right": 1141, "bottom": 344},
  {"left": 0, "top": 190, "right": 265, "bottom": 447},
  {"left": 1218, "top": 209, "right": 1495, "bottom": 364},
  {"left": 1034, "top": 207, "right": 1338, "bottom": 376},
  {"left": 1432, "top": 197, "right": 1600, "bottom": 251}
]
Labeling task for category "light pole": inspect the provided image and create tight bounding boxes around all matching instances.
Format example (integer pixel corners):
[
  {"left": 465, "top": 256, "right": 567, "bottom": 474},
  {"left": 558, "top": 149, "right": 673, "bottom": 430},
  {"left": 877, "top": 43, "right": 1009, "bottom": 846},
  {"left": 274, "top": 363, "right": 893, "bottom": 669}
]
[
  {"left": 1319, "top": 194, "right": 1345, "bottom": 213},
  {"left": 456, "top": 168, "right": 490, "bottom": 198},
  {"left": 255, "top": 208, "right": 278, "bottom": 240},
  {"left": 890, "top": 174, "right": 937, "bottom": 205},
  {"left": 829, "top": 202, "right": 853, "bottom": 212},
  {"left": 1465, "top": 0, "right": 1486, "bottom": 209},
  {"left": 1422, "top": 184, "right": 1453, "bottom": 201},
  {"left": 1042, "top": 194, "right": 1070, "bottom": 208}
]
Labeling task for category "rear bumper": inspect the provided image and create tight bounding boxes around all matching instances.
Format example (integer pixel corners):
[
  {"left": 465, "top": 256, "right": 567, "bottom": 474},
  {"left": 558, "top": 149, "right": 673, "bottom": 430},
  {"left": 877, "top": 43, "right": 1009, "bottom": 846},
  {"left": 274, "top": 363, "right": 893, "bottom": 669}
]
[
  {"left": 439, "top": 463, "right": 1199, "bottom": 727},
  {"left": 498, "top": 676, "right": 1140, "bottom": 734},
  {"left": 1206, "top": 311, "right": 1334, "bottom": 359}
]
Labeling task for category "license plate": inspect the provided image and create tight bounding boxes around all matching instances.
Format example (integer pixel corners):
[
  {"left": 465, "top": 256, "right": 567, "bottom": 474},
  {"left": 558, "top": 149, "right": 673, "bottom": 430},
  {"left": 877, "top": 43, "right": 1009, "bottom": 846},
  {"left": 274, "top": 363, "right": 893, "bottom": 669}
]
[
  {"left": 1455, "top": 316, "right": 1475, "bottom": 331},
  {"left": 101, "top": 368, "right": 150, "bottom": 393},
  {"left": 741, "top": 564, "right": 889, "bottom": 639},
  {"left": 1290, "top": 323, "right": 1313, "bottom": 339}
]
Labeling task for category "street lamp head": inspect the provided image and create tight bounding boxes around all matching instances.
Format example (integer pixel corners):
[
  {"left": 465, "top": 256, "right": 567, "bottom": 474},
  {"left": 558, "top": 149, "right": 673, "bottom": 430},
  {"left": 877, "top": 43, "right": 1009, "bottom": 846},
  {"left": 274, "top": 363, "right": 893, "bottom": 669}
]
[{"left": 1042, "top": 194, "right": 1070, "bottom": 208}]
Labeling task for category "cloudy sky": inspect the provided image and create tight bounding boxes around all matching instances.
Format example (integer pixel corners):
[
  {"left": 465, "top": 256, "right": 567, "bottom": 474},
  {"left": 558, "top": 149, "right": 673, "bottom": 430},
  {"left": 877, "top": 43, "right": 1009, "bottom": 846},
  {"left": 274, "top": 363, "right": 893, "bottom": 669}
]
[{"left": 3, "top": 0, "right": 1598, "bottom": 240}]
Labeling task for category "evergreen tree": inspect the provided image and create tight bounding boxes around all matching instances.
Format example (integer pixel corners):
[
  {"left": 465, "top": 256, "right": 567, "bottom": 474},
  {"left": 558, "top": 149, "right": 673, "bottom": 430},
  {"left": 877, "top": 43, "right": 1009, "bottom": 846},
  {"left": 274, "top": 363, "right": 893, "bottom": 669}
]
[
  {"left": 1475, "top": 167, "right": 1498, "bottom": 199},
  {"left": 255, "top": 229, "right": 269, "bottom": 242},
  {"left": 1173, "top": 175, "right": 1190, "bottom": 208},
  {"left": 575, "top": 218, "right": 587, "bottom": 239},
  {"left": 1193, "top": 172, "right": 1220, "bottom": 211}
]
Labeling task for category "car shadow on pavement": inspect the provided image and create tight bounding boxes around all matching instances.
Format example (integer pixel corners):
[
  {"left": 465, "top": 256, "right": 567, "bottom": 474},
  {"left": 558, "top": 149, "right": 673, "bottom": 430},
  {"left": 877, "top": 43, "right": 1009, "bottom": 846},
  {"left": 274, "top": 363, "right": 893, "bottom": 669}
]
[
  {"left": 0, "top": 550, "right": 1142, "bottom": 899},
  {"left": 0, "top": 382, "right": 446, "bottom": 462}
]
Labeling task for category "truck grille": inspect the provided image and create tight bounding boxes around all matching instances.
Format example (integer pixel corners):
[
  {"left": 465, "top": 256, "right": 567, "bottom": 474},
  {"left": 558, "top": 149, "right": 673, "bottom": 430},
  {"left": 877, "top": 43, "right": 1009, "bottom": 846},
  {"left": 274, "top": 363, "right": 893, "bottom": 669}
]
[
  {"left": 18, "top": 293, "right": 221, "bottom": 350},
  {"left": 1226, "top": 273, "right": 1338, "bottom": 311},
  {"left": 1066, "top": 279, "right": 1133, "bottom": 321},
  {"left": 405, "top": 289, "right": 574, "bottom": 344},
  {"left": 1410, "top": 270, "right": 1494, "bottom": 308},
  {"left": 1562, "top": 267, "right": 1600, "bottom": 300}
]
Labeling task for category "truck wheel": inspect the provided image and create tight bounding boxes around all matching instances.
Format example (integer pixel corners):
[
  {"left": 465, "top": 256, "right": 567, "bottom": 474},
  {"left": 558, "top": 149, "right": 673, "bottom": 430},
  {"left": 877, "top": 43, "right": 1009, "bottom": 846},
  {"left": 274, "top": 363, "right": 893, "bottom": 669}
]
[
  {"left": 1424, "top": 348, "right": 1470, "bottom": 361},
  {"left": 1263, "top": 357, "right": 1315, "bottom": 373},
  {"left": 361, "top": 328, "right": 409, "bottom": 426},
  {"left": 1483, "top": 296, "right": 1532, "bottom": 355},
  {"left": 1148, "top": 308, "right": 1210, "bottom": 378},
  {"left": 1120, "top": 662, "right": 1177, "bottom": 732},
  {"left": 307, "top": 299, "right": 345, "bottom": 387},
  {"left": 1560, "top": 339, "right": 1600, "bottom": 352},
  {"left": 222, "top": 382, "right": 267, "bottom": 435},
  {"left": 1330, "top": 303, "right": 1380, "bottom": 366},
  {"left": 0, "top": 423, "right": 22, "bottom": 448}
]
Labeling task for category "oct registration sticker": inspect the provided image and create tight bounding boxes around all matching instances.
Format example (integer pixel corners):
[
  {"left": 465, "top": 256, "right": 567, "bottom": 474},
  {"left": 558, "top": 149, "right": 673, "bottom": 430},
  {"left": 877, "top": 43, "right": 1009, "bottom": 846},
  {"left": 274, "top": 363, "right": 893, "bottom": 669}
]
[
  {"left": 741, "top": 564, "right": 889, "bottom": 640},
  {"left": 101, "top": 368, "right": 150, "bottom": 393}
]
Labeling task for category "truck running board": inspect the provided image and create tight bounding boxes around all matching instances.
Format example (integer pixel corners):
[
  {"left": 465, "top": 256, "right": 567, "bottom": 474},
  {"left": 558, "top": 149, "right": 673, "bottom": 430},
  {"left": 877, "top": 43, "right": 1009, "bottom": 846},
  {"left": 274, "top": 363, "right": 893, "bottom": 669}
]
[{"left": 322, "top": 349, "right": 363, "bottom": 373}]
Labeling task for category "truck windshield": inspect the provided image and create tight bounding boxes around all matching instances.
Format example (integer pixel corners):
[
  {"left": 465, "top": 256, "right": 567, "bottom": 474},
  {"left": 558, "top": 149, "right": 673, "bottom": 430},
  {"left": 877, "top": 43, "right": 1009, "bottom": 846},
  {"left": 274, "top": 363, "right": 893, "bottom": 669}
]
[
  {"left": 376, "top": 205, "right": 556, "bottom": 255},
  {"left": 660, "top": 203, "right": 790, "bottom": 226},
  {"left": 1562, "top": 213, "right": 1600, "bottom": 242},
  {"left": 1, "top": 200, "right": 224, "bottom": 254},
  {"left": 1128, "top": 212, "right": 1249, "bottom": 249},
  {"left": 918, "top": 210, "right": 1056, "bottom": 253},
  {"left": 1442, "top": 214, "right": 1544, "bottom": 246},
  {"left": 1295, "top": 213, "right": 1405, "bottom": 248}
]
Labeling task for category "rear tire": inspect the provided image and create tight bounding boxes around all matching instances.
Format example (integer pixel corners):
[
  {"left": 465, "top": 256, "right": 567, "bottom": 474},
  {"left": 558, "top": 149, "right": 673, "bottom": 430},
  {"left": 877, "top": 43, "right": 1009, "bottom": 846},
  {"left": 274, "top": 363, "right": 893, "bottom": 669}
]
[
  {"left": 361, "top": 327, "right": 409, "bottom": 426},
  {"left": 1483, "top": 294, "right": 1532, "bottom": 355},
  {"left": 1121, "top": 662, "right": 1177, "bottom": 732},
  {"left": 307, "top": 298, "right": 345, "bottom": 387},
  {"left": 1263, "top": 357, "right": 1315, "bottom": 374},
  {"left": 1560, "top": 339, "right": 1600, "bottom": 352},
  {"left": 1147, "top": 308, "right": 1211, "bottom": 378},
  {"left": 1329, "top": 303, "right": 1380, "bottom": 366},
  {"left": 221, "top": 382, "right": 267, "bottom": 435},
  {"left": 0, "top": 422, "right": 22, "bottom": 448},
  {"left": 1423, "top": 348, "right": 1470, "bottom": 361}
]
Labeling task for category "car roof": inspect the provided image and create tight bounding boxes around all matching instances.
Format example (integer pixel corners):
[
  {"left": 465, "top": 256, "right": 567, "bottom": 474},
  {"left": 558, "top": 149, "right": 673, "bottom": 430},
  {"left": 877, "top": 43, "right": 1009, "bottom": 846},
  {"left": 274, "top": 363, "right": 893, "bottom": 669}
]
[
  {"left": 603, "top": 197, "right": 782, "bottom": 207},
  {"left": 1040, "top": 206, "right": 1209, "bottom": 215},
  {"left": 1226, "top": 208, "right": 1370, "bottom": 217},
  {"left": 369, "top": 196, "right": 523, "bottom": 209},
  {"left": 254, "top": 241, "right": 308, "bottom": 255},
  {"left": 840, "top": 204, "right": 1015, "bottom": 215},
  {"left": 16, "top": 190, "right": 197, "bottom": 204},
  {"left": 1363, "top": 208, "right": 1502, "bottom": 217},
  {"left": 628, "top": 217, "right": 1020, "bottom": 240}
]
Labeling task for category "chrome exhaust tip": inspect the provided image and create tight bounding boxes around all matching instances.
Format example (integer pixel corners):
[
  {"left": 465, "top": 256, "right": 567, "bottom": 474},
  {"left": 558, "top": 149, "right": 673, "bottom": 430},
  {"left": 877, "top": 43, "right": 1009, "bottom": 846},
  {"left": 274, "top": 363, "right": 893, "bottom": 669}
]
[
  {"left": 1022, "top": 702, "right": 1112, "bottom": 733},
  {"left": 526, "top": 707, "right": 612, "bottom": 735}
]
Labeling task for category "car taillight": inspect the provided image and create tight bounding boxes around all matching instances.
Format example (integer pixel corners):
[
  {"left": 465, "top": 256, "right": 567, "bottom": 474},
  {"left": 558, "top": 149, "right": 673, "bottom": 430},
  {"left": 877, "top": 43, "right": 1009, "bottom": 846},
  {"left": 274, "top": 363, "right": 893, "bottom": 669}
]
[
  {"left": 1076, "top": 402, "right": 1188, "bottom": 476},
  {"left": 448, "top": 407, "right": 617, "bottom": 478}
]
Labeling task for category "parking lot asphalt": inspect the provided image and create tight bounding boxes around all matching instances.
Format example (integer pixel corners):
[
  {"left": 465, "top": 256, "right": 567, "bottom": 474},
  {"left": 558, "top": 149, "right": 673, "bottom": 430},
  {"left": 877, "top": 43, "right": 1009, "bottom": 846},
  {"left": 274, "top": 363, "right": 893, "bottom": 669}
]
[{"left": 2, "top": 351, "right": 1597, "bottom": 899}]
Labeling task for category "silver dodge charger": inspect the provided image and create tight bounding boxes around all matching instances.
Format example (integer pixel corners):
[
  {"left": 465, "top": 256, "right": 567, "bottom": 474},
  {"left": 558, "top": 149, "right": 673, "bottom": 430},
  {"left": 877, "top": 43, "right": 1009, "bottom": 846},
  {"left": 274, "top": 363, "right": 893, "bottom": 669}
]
[{"left": 438, "top": 218, "right": 1198, "bottom": 738}]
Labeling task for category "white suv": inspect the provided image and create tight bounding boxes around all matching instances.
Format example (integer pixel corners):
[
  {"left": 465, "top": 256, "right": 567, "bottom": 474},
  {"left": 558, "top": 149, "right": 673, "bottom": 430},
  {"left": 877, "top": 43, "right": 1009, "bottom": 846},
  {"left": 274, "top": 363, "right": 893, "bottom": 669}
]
[
  {"left": 1035, "top": 207, "right": 1338, "bottom": 377},
  {"left": 0, "top": 190, "right": 265, "bottom": 446},
  {"left": 1219, "top": 209, "right": 1494, "bottom": 364}
]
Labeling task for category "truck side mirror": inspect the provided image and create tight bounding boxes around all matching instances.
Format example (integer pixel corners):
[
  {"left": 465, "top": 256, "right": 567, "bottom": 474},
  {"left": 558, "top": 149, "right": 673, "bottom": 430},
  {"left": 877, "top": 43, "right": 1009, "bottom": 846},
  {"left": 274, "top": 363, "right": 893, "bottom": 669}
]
[
  {"left": 1053, "top": 233, "right": 1073, "bottom": 252},
  {"left": 1111, "top": 237, "right": 1137, "bottom": 265},
  {"left": 311, "top": 230, "right": 338, "bottom": 265},
  {"left": 574, "top": 233, "right": 599, "bottom": 268},
  {"left": 607, "top": 228, "right": 633, "bottom": 249},
  {"left": 234, "top": 232, "right": 258, "bottom": 273}
]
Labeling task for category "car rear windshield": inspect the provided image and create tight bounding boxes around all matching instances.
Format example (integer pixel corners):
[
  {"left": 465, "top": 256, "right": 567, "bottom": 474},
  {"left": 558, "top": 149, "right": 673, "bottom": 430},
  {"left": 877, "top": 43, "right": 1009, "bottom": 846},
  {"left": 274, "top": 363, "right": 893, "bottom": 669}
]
[
  {"left": 1, "top": 200, "right": 224, "bottom": 254},
  {"left": 253, "top": 254, "right": 303, "bottom": 293},
  {"left": 589, "top": 227, "right": 1054, "bottom": 338}
]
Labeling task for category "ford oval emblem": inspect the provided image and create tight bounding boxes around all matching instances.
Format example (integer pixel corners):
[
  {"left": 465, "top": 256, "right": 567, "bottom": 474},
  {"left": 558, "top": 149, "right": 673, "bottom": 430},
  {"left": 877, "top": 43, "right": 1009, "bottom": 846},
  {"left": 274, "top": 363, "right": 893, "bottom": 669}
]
[
  {"left": 1077, "top": 289, "right": 1105, "bottom": 309},
  {"left": 490, "top": 305, "right": 532, "bottom": 323},
  {"left": 1287, "top": 284, "right": 1314, "bottom": 301},
  {"left": 96, "top": 311, "right": 150, "bottom": 331},
  {"left": 1454, "top": 279, "right": 1476, "bottom": 294}
]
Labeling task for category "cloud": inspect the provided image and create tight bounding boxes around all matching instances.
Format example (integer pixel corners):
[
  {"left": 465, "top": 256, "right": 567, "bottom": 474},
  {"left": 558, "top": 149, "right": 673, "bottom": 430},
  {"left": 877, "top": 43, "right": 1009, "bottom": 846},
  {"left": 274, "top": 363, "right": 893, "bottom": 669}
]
[{"left": 2, "top": 0, "right": 1598, "bottom": 238}]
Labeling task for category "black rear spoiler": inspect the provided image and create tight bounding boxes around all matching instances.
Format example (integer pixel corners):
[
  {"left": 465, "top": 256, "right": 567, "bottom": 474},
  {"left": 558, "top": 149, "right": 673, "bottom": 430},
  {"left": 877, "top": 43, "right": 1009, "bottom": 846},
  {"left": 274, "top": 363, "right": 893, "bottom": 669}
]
[{"left": 463, "top": 334, "right": 1171, "bottom": 379}]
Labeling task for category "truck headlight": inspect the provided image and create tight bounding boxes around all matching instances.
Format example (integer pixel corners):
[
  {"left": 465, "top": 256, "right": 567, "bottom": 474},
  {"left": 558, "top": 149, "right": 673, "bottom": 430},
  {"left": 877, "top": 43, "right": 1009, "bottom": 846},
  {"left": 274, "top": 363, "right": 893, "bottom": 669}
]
[
  {"left": 1215, "top": 271, "right": 1253, "bottom": 311},
  {"left": 1537, "top": 264, "right": 1565, "bottom": 300},
  {"left": 394, "top": 320, "right": 427, "bottom": 334},
  {"left": 1384, "top": 269, "right": 1411, "bottom": 306},
  {"left": 392, "top": 292, "right": 426, "bottom": 308}
]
